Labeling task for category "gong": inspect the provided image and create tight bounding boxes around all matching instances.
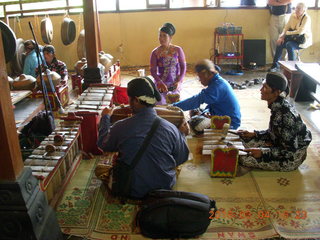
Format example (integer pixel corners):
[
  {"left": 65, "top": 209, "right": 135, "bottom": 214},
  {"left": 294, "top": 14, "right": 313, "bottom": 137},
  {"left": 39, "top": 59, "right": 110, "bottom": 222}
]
[
  {"left": 61, "top": 17, "right": 76, "bottom": 45},
  {"left": 10, "top": 38, "right": 25, "bottom": 75},
  {"left": 77, "top": 29, "right": 86, "bottom": 59},
  {"left": 41, "top": 16, "right": 53, "bottom": 44},
  {"left": 0, "top": 20, "right": 17, "bottom": 63}
]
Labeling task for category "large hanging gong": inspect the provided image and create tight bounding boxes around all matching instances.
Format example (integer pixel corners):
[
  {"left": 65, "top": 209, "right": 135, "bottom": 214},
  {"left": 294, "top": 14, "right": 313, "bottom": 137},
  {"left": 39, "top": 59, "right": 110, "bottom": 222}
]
[
  {"left": 10, "top": 38, "right": 25, "bottom": 75},
  {"left": 77, "top": 29, "right": 86, "bottom": 59},
  {"left": 61, "top": 17, "right": 76, "bottom": 45},
  {"left": 41, "top": 15, "right": 53, "bottom": 44},
  {"left": 0, "top": 20, "right": 17, "bottom": 63}
]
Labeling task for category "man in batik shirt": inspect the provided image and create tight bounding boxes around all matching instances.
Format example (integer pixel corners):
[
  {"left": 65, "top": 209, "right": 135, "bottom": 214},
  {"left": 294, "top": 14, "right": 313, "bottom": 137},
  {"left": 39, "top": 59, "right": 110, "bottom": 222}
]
[
  {"left": 36, "top": 45, "right": 68, "bottom": 83},
  {"left": 238, "top": 72, "right": 312, "bottom": 171}
]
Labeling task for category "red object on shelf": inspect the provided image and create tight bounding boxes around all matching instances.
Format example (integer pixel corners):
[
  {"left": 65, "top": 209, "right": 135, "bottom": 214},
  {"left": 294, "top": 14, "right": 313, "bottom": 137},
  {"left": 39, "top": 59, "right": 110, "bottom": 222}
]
[
  {"left": 71, "top": 74, "right": 83, "bottom": 94},
  {"left": 30, "top": 83, "right": 69, "bottom": 111},
  {"left": 74, "top": 111, "right": 103, "bottom": 155},
  {"left": 71, "top": 61, "right": 121, "bottom": 95},
  {"left": 213, "top": 32, "right": 244, "bottom": 67}
]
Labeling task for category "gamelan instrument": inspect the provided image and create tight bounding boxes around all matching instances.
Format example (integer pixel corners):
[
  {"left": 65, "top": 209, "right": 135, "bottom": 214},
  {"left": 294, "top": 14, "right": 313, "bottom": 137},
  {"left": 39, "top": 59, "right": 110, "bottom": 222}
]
[
  {"left": 201, "top": 128, "right": 246, "bottom": 178},
  {"left": 24, "top": 117, "right": 82, "bottom": 203},
  {"left": 111, "top": 105, "right": 185, "bottom": 128},
  {"left": 67, "top": 85, "right": 115, "bottom": 155}
]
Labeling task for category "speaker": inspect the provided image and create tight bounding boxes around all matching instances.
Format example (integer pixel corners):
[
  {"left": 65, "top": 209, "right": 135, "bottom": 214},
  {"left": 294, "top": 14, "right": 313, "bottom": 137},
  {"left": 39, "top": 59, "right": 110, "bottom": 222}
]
[{"left": 243, "top": 39, "right": 266, "bottom": 67}]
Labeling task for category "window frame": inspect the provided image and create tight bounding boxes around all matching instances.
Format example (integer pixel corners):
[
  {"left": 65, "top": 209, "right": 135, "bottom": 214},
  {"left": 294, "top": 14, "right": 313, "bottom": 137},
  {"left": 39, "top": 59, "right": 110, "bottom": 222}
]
[
  {"left": 146, "top": 0, "right": 169, "bottom": 9},
  {"left": 0, "top": 0, "right": 319, "bottom": 19}
]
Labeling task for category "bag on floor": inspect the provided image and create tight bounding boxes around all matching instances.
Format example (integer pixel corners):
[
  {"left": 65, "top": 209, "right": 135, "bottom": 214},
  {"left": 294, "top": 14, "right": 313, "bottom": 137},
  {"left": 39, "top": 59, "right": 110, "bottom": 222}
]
[
  {"left": 137, "top": 189, "right": 217, "bottom": 239},
  {"left": 21, "top": 110, "right": 55, "bottom": 137}
]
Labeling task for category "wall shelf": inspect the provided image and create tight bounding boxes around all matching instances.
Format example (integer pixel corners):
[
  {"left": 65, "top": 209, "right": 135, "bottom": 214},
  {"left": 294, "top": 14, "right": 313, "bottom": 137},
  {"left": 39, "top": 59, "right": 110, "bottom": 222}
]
[{"left": 213, "top": 32, "right": 244, "bottom": 67}]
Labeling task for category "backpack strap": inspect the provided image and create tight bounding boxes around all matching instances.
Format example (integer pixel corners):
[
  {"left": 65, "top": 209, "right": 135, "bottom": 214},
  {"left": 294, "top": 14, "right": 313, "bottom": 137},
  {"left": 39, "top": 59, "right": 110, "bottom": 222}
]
[
  {"left": 130, "top": 117, "right": 161, "bottom": 169},
  {"left": 299, "top": 14, "right": 305, "bottom": 27}
]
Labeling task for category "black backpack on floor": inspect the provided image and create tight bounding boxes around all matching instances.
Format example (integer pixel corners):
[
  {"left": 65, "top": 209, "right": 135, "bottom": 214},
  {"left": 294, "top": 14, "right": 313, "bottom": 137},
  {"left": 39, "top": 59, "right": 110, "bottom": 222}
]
[{"left": 137, "top": 189, "right": 217, "bottom": 239}]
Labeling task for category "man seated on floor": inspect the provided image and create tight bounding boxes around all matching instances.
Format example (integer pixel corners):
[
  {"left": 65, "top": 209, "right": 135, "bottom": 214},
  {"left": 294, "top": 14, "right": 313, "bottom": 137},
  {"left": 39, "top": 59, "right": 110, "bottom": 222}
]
[
  {"left": 173, "top": 59, "right": 241, "bottom": 131},
  {"left": 238, "top": 72, "right": 312, "bottom": 171},
  {"left": 97, "top": 77, "right": 189, "bottom": 199},
  {"left": 36, "top": 45, "right": 69, "bottom": 83}
]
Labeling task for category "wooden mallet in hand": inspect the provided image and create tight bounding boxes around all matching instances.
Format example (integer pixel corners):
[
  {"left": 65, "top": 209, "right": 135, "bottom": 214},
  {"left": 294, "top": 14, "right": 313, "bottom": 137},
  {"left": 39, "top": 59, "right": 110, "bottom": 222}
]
[{"left": 220, "top": 123, "right": 230, "bottom": 141}]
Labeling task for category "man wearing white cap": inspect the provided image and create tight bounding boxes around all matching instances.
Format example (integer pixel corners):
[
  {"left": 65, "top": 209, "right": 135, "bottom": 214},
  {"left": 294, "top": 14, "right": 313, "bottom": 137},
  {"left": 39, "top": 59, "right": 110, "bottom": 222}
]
[{"left": 97, "top": 77, "right": 189, "bottom": 199}]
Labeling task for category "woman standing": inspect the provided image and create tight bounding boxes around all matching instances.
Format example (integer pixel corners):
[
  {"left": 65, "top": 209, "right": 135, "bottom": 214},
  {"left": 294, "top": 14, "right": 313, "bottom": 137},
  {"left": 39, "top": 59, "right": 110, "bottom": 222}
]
[{"left": 150, "top": 23, "right": 186, "bottom": 105}]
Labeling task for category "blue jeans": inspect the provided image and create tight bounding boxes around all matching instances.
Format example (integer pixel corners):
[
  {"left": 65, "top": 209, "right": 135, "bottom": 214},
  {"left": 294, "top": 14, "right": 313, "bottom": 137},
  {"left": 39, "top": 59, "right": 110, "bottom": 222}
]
[{"left": 273, "top": 41, "right": 301, "bottom": 66}]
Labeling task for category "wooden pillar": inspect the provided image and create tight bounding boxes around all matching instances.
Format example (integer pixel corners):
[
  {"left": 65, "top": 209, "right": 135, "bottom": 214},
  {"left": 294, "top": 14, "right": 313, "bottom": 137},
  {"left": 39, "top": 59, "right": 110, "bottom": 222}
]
[
  {"left": 0, "top": 29, "right": 24, "bottom": 181},
  {"left": 82, "top": 0, "right": 104, "bottom": 87},
  {"left": 0, "top": 25, "right": 62, "bottom": 240}
]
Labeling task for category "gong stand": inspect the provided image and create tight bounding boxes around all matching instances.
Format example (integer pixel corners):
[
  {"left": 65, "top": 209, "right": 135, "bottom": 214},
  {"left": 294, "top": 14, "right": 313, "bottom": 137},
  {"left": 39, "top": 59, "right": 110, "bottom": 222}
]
[
  {"left": 0, "top": 30, "right": 62, "bottom": 240},
  {"left": 83, "top": 0, "right": 105, "bottom": 89}
]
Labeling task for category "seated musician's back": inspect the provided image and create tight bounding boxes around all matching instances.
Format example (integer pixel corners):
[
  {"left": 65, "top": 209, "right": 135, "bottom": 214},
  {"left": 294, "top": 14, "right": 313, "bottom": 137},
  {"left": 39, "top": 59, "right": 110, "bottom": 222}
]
[{"left": 97, "top": 77, "right": 189, "bottom": 198}]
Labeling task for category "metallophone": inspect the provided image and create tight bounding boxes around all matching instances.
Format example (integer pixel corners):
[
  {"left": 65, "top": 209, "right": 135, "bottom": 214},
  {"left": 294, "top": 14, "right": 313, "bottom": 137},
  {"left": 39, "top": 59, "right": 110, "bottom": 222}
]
[
  {"left": 201, "top": 119, "right": 246, "bottom": 178},
  {"left": 67, "top": 85, "right": 115, "bottom": 155},
  {"left": 24, "top": 113, "right": 83, "bottom": 205}
]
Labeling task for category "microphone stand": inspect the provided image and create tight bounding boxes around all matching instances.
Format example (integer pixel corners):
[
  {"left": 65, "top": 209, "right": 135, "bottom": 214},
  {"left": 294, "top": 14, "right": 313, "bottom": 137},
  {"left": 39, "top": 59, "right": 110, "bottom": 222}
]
[{"left": 28, "top": 21, "right": 65, "bottom": 114}]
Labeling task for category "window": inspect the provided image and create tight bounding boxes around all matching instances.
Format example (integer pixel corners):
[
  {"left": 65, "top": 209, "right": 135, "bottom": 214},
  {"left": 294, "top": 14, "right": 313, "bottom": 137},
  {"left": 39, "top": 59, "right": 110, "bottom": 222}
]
[
  {"left": 68, "top": 0, "right": 83, "bottom": 13},
  {"left": 119, "top": 0, "right": 147, "bottom": 10},
  {"left": 97, "top": 0, "right": 117, "bottom": 11},
  {"left": 170, "top": 0, "right": 205, "bottom": 8},
  {"left": 220, "top": 0, "right": 266, "bottom": 7},
  {"left": 147, "top": 0, "right": 168, "bottom": 8},
  {"left": 22, "top": 0, "right": 66, "bottom": 15},
  {"left": 291, "top": 0, "right": 316, "bottom": 8},
  {"left": 3, "top": 4, "right": 20, "bottom": 16}
]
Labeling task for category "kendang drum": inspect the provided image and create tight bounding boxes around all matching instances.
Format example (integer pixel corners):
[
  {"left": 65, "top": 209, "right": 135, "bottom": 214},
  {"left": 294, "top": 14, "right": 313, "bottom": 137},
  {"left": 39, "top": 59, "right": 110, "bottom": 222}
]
[{"left": 111, "top": 105, "right": 185, "bottom": 128}]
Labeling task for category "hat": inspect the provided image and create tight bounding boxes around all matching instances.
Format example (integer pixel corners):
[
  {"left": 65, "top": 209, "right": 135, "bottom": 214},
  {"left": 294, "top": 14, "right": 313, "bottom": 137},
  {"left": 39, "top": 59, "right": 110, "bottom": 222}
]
[
  {"left": 43, "top": 45, "right": 55, "bottom": 54},
  {"left": 266, "top": 72, "right": 288, "bottom": 92},
  {"left": 160, "top": 23, "right": 176, "bottom": 36},
  {"left": 127, "top": 77, "right": 161, "bottom": 104},
  {"left": 24, "top": 40, "right": 35, "bottom": 49},
  {"left": 195, "top": 59, "right": 216, "bottom": 73}
]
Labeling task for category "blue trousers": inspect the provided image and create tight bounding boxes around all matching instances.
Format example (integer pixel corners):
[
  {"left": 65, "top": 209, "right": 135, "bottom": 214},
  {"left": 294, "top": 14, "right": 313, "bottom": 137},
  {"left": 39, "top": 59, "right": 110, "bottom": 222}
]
[{"left": 273, "top": 40, "right": 301, "bottom": 66}]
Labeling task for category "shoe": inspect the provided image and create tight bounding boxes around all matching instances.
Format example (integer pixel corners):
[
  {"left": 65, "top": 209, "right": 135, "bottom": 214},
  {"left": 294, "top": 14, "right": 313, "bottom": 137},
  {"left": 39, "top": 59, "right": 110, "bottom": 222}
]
[
  {"left": 253, "top": 78, "right": 264, "bottom": 85},
  {"left": 268, "top": 64, "right": 279, "bottom": 72},
  {"left": 268, "top": 67, "right": 280, "bottom": 72}
]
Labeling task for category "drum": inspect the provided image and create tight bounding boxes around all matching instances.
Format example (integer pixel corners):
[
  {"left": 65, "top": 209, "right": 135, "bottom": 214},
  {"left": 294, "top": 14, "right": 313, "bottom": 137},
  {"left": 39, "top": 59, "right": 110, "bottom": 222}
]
[
  {"left": 111, "top": 105, "right": 185, "bottom": 128},
  {"left": 12, "top": 74, "right": 36, "bottom": 90}
]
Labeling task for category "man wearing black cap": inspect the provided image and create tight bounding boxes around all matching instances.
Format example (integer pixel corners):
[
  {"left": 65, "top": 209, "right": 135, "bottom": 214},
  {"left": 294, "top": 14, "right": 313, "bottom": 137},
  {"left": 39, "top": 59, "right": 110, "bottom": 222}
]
[
  {"left": 97, "top": 77, "right": 189, "bottom": 198},
  {"left": 173, "top": 59, "right": 241, "bottom": 130},
  {"left": 36, "top": 45, "right": 68, "bottom": 82},
  {"left": 237, "top": 72, "right": 312, "bottom": 171}
]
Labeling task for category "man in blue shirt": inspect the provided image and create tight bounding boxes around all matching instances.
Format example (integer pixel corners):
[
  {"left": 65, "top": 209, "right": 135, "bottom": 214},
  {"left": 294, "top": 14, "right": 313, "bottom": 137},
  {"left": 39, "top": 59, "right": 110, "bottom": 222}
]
[
  {"left": 173, "top": 59, "right": 241, "bottom": 129},
  {"left": 97, "top": 77, "right": 189, "bottom": 199},
  {"left": 23, "top": 40, "right": 43, "bottom": 78}
]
